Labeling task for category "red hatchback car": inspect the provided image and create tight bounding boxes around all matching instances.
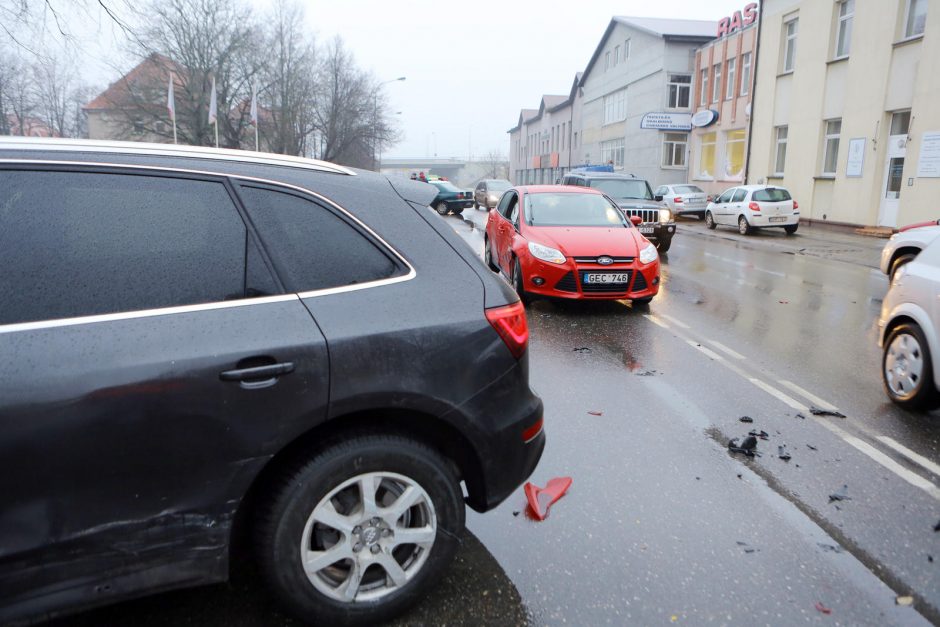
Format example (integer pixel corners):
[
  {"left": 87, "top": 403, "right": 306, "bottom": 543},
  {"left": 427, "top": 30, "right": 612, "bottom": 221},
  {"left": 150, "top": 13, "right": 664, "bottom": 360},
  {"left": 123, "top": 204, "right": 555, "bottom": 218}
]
[{"left": 484, "top": 185, "right": 661, "bottom": 304}]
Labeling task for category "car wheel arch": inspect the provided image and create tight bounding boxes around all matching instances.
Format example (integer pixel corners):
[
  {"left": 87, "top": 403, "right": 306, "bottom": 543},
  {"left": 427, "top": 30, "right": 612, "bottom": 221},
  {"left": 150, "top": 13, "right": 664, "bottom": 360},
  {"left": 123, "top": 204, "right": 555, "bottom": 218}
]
[
  {"left": 229, "top": 407, "right": 487, "bottom": 565},
  {"left": 891, "top": 246, "right": 921, "bottom": 269}
]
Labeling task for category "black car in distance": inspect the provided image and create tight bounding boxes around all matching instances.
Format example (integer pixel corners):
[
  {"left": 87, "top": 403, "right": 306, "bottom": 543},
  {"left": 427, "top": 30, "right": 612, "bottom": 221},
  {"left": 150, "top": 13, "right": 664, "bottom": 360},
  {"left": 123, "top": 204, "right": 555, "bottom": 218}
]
[{"left": 0, "top": 138, "right": 544, "bottom": 625}]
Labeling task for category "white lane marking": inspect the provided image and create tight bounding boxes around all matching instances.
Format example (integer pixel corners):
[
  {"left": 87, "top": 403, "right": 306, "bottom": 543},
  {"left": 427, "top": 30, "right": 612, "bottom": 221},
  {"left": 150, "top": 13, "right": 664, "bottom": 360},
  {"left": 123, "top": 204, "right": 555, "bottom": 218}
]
[
  {"left": 747, "top": 378, "right": 809, "bottom": 411},
  {"left": 843, "top": 436, "right": 940, "bottom": 501},
  {"left": 687, "top": 340, "right": 724, "bottom": 361},
  {"left": 779, "top": 380, "right": 840, "bottom": 412},
  {"left": 876, "top": 436, "right": 940, "bottom": 478},
  {"left": 703, "top": 252, "right": 785, "bottom": 277},
  {"left": 707, "top": 340, "right": 746, "bottom": 360},
  {"left": 644, "top": 314, "right": 670, "bottom": 329},
  {"left": 659, "top": 314, "right": 690, "bottom": 329}
]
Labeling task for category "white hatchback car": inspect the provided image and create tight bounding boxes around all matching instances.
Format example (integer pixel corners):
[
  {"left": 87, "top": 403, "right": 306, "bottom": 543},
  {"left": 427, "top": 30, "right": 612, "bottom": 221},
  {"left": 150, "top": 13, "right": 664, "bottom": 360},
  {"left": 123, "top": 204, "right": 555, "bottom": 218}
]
[
  {"left": 879, "top": 224, "right": 940, "bottom": 281},
  {"left": 879, "top": 235, "right": 940, "bottom": 409},
  {"left": 705, "top": 185, "right": 799, "bottom": 235},
  {"left": 655, "top": 184, "right": 709, "bottom": 218}
]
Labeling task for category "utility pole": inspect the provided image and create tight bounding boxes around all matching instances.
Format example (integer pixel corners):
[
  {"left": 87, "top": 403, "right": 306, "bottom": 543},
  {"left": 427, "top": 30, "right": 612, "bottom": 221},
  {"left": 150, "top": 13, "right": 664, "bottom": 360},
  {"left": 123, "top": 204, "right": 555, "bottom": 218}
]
[{"left": 373, "top": 77, "right": 405, "bottom": 171}]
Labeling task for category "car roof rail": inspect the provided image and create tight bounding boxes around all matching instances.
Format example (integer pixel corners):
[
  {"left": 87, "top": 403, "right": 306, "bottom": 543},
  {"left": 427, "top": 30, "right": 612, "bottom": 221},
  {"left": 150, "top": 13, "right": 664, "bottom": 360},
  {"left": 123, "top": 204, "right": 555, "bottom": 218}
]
[{"left": 0, "top": 136, "right": 356, "bottom": 176}]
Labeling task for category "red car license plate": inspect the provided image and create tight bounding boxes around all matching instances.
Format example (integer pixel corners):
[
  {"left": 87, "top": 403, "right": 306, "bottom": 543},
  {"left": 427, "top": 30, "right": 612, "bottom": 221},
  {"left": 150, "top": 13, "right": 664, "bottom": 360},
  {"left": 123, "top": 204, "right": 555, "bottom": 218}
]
[{"left": 584, "top": 273, "right": 629, "bottom": 284}]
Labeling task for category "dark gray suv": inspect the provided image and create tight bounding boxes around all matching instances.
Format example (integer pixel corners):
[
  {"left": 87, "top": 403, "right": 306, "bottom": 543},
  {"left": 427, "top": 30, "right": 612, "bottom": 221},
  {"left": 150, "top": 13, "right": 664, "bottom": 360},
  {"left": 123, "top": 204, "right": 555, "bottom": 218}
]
[{"left": 0, "top": 138, "right": 544, "bottom": 625}]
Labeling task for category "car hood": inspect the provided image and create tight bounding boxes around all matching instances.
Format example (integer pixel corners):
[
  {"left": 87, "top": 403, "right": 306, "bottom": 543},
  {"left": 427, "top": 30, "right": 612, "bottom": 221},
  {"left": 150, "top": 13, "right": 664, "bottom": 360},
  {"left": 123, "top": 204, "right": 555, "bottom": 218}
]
[
  {"left": 615, "top": 199, "right": 661, "bottom": 210},
  {"left": 526, "top": 226, "right": 643, "bottom": 257}
]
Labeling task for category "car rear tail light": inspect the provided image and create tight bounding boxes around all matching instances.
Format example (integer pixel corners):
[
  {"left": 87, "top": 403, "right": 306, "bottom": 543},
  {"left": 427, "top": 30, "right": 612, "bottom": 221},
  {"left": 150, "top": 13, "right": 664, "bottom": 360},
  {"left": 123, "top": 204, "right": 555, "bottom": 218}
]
[
  {"left": 521, "top": 415, "right": 543, "bottom": 443},
  {"left": 748, "top": 202, "right": 761, "bottom": 213},
  {"left": 793, "top": 200, "right": 799, "bottom": 210},
  {"left": 485, "top": 301, "right": 528, "bottom": 359},
  {"left": 673, "top": 197, "right": 683, "bottom": 203}
]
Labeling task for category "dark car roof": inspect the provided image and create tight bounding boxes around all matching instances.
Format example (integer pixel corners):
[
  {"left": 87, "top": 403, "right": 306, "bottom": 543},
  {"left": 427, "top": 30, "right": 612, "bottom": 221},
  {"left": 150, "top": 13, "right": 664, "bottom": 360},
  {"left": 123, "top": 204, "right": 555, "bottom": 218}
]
[
  {"left": 567, "top": 171, "right": 645, "bottom": 181},
  {"left": 515, "top": 184, "right": 605, "bottom": 195}
]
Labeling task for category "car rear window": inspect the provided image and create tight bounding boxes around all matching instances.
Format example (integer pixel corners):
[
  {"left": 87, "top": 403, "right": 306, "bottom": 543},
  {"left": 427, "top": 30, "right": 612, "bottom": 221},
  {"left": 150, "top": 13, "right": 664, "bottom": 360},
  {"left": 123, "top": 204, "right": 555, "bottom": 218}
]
[
  {"left": 238, "top": 184, "right": 402, "bottom": 293},
  {"left": 752, "top": 188, "right": 792, "bottom": 202},
  {"left": 674, "top": 185, "right": 704, "bottom": 194},
  {"left": 525, "top": 193, "right": 626, "bottom": 227}
]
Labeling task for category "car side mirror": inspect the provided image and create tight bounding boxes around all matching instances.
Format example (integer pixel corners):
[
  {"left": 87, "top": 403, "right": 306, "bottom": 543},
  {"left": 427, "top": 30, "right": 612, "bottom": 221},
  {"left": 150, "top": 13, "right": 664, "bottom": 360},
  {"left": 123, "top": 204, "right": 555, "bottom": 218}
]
[
  {"left": 654, "top": 195, "right": 664, "bottom": 202},
  {"left": 630, "top": 215, "right": 642, "bottom": 226}
]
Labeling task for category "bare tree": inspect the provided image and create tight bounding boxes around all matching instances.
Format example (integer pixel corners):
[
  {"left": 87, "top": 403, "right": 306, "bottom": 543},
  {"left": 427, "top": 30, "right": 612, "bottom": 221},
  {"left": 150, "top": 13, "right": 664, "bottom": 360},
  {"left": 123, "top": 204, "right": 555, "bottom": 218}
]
[
  {"left": 482, "top": 149, "right": 508, "bottom": 179},
  {"left": 2, "top": 52, "right": 36, "bottom": 135},
  {"left": 32, "top": 52, "right": 73, "bottom": 136}
]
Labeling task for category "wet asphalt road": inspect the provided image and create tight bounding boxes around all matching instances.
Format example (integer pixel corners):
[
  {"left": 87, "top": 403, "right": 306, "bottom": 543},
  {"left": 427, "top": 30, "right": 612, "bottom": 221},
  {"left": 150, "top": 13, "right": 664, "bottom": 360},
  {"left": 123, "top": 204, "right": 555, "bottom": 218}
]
[{"left": 52, "top": 210, "right": 939, "bottom": 625}]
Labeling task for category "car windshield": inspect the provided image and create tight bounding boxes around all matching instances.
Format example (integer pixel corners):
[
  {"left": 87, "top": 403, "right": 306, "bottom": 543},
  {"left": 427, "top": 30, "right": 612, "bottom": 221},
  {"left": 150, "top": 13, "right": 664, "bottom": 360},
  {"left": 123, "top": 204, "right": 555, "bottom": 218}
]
[
  {"left": 587, "top": 179, "right": 653, "bottom": 200},
  {"left": 488, "top": 180, "right": 511, "bottom": 191},
  {"left": 753, "top": 188, "right": 792, "bottom": 202},
  {"left": 675, "top": 185, "right": 704, "bottom": 194},
  {"left": 524, "top": 193, "right": 627, "bottom": 227},
  {"left": 432, "top": 181, "right": 460, "bottom": 192}
]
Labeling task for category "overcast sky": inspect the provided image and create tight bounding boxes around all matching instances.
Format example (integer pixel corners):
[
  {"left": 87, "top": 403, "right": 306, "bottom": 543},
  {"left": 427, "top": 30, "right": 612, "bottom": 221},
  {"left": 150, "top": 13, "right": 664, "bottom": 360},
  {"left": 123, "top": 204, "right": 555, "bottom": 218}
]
[{"left": 35, "top": 0, "right": 746, "bottom": 160}]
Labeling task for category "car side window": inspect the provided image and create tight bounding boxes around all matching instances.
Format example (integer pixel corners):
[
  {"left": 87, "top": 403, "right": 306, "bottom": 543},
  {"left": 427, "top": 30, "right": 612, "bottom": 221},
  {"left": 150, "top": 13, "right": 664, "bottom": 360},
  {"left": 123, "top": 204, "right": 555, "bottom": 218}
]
[
  {"left": 476, "top": 182, "right": 484, "bottom": 192},
  {"left": 509, "top": 199, "right": 520, "bottom": 226},
  {"left": 717, "top": 189, "right": 734, "bottom": 204},
  {"left": 655, "top": 186, "right": 667, "bottom": 196},
  {"left": 0, "top": 169, "right": 249, "bottom": 326},
  {"left": 238, "top": 184, "right": 403, "bottom": 293},
  {"left": 732, "top": 189, "right": 748, "bottom": 203},
  {"left": 500, "top": 192, "right": 518, "bottom": 219},
  {"left": 496, "top": 191, "right": 513, "bottom": 216}
]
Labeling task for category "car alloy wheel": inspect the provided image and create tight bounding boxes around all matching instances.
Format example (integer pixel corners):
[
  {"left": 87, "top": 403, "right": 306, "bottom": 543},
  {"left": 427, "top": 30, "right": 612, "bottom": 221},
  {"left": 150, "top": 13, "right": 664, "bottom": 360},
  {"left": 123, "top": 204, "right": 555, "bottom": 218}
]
[
  {"left": 882, "top": 323, "right": 939, "bottom": 409},
  {"left": 705, "top": 212, "right": 716, "bottom": 230},
  {"left": 436, "top": 202, "right": 449, "bottom": 216},
  {"left": 512, "top": 258, "right": 529, "bottom": 305},
  {"left": 738, "top": 215, "right": 751, "bottom": 235}
]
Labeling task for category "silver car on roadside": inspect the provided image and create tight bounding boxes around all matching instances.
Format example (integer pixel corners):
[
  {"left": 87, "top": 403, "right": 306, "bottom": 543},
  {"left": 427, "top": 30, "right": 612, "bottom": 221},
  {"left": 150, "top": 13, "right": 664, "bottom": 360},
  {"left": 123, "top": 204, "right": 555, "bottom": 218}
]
[
  {"left": 474, "top": 179, "right": 512, "bottom": 210},
  {"left": 655, "top": 184, "right": 709, "bottom": 218}
]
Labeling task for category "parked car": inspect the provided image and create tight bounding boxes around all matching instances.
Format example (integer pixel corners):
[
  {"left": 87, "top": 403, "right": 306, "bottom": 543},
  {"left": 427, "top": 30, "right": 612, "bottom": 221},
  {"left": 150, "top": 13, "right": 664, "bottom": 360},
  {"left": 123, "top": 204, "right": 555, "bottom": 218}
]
[
  {"left": 879, "top": 223, "right": 940, "bottom": 281},
  {"left": 878, "top": 235, "right": 940, "bottom": 409},
  {"left": 473, "top": 178, "right": 512, "bottom": 210},
  {"left": 562, "top": 169, "right": 676, "bottom": 252},
  {"left": 655, "top": 184, "right": 709, "bottom": 218},
  {"left": 705, "top": 185, "right": 799, "bottom": 235},
  {"left": 484, "top": 185, "right": 660, "bottom": 305},
  {"left": 0, "top": 137, "right": 544, "bottom": 626},
  {"left": 428, "top": 179, "right": 474, "bottom": 215}
]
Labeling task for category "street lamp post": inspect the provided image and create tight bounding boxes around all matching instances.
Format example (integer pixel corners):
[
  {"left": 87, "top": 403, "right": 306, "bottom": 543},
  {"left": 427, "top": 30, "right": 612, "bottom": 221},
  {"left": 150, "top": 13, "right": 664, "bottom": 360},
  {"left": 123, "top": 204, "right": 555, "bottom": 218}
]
[{"left": 373, "top": 76, "right": 405, "bottom": 171}]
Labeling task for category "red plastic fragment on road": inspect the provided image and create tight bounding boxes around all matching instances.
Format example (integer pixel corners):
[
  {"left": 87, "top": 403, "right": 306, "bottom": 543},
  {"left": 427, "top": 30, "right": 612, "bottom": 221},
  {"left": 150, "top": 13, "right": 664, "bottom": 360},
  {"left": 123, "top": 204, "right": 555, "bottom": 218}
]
[
  {"left": 587, "top": 410, "right": 603, "bottom": 416},
  {"left": 815, "top": 601, "right": 832, "bottom": 615},
  {"left": 524, "top": 477, "right": 572, "bottom": 521}
]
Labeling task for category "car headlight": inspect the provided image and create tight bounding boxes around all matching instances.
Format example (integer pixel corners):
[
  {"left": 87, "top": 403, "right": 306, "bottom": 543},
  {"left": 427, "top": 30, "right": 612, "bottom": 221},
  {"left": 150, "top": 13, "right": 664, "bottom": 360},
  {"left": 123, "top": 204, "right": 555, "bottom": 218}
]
[
  {"left": 639, "top": 242, "right": 658, "bottom": 265},
  {"left": 528, "top": 241, "right": 566, "bottom": 264},
  {"left": 659, "top": 209, "right": 672, "bottom": 223},
  {"left": 488, "top": 194, "right": 498, "bottom": 202}
]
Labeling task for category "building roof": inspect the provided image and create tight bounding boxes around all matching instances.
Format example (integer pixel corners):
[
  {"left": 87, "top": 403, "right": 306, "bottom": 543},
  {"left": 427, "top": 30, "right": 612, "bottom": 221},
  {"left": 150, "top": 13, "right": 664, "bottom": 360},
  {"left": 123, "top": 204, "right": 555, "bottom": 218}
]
[
  {"left": 613, "top": 16, "right": 717, "bottom": 39},
  {"left": 541, "top": 95, "right": 567, "bottom": 110},
  {"left": 84, "top": 53, "right": 184, "bottom": 111},
  {"left": 507, "top": 108, "right": 539, "bottom": 133}
]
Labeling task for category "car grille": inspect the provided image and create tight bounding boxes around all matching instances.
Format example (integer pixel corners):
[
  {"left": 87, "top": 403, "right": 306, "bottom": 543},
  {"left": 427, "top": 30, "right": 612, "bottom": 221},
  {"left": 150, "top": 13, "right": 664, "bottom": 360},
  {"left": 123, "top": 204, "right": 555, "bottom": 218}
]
[
  {"left": 632, "top": 271, "right": 647, "bottom": 291},
  {"left": 555, "top": 272, "right": 578, "bottom": 292},
  {"left": 579, "top": 270, "right": 633, "bottom": 292},
  {"left": 620, "top": 208, "right": 659, "bottom": 223},
  {"left": 573, "top": 256, "right": 635, "bottom": 264}
]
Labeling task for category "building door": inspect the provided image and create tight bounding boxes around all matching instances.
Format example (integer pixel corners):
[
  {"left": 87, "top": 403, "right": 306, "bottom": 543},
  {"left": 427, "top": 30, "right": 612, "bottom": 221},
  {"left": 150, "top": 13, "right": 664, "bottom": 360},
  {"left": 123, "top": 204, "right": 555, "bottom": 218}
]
[{"left": 878, "top": 112, "right": 911, "bottom": 227}]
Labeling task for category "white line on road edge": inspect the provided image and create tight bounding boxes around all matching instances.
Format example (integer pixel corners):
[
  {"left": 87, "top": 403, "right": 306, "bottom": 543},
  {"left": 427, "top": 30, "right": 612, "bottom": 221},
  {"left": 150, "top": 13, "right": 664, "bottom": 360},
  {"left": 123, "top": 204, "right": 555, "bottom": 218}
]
[
  {"left": 687, "top": 340, "right": 724, "bottom": 361},
  {"left": 876, "top": 436, "right": 940, "bottom": 478},
  {"left": 779, "top": 380, "right": 840, "bottom": 412},
  {"left": 707, "top": 340, "right": 746, "bottom": 360},
  {"left": 643, "top": 314, "right": 670, "bottom": 329},
  {"left": 748, "top": 378, "right": 809, "bottom": 412},
  {"left": 843, "top": 435, "right": 940, "bottom": 501},
  {"left": 659, "top": 314, "right": 690, "bottom": 329}
]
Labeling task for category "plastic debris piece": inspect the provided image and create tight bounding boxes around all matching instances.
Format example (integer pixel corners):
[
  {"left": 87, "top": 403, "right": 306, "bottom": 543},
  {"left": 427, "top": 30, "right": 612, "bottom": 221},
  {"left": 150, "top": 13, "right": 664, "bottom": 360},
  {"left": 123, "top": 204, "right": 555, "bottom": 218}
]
[
  {"left": 817, "top": 543, "right": 843, "bottom": 554},
  {"left": 572, "top": 347, "right": 592, "bottom": 353},
  {"left": 778, "top": 445, "right": 791, "bottom": 461},
  {"left": 779, "top": 300, "right": 789, "bottom": 304},
  {"left": 587, "top": 410, "right": 603, "bottom": 416},
  {"left": 524, "top": 477, "right": 572, "bottom": 521},
  {"left": 512, "top": 511, "right": 520, "bottom": 517},
  {"left": 934, "top": 519, "right": 940, "bottom": 532},
  {"left": 739, "top": 416, "right": 754, "bottom": 423},
  {"left": 896, "top": 596, "right": 914, "bottom": 606},
  {"left": 748, "top": 429, "right": 770, "bottom": 440},
  {"left": 815, "top": 602, "right": 832, "bottom": 615},
  {"left": 928, "top": 555, "right": 934, "bottom": 563},
  {"left": 728, "top": 435, "right": 759, "bottom": 457},
  {"left": 807, "top": 444, "right": 818, "bottom": 451},
  {"left": 636, "top": 369, "right": 658, "bottom": 376},
  {"left": 796, "top": 413, "right": 807, "bottom": 420},
  {"left": 810, "top": 406, "right": 846, "bottom": 418},
  {"left": 737, "top": 473, "right": 743, "bottom": 479},
  {"left": 829, "top": 485, "right": 851, "bottom": 503}
]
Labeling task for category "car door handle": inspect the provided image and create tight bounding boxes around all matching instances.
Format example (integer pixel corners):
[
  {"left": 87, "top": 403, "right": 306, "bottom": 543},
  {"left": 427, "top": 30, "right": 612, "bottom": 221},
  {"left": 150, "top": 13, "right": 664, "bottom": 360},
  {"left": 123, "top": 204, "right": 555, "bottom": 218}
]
[{"left": 220, "top": 362, "right": 294, "bottom": 389}]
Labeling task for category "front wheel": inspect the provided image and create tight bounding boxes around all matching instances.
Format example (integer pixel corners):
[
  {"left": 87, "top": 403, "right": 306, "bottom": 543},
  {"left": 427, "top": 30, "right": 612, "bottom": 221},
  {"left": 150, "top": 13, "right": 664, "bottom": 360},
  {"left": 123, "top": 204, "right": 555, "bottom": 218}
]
[
  {"left": 705, "top": 212, "right": 716, "bottom": 230},
  {"left": 882, "top": 323, "right": 940, "bottom": 410},
  {"left": 512, "top": 258, "right": 530, "bottom": 305},
  {"left": 484, "top": 237, "right": 499, "bottom": 272},
  {"left": 738, "top": 215, "right": 752, "bottom": 235},
  {"left": 784, "top": 224, "right": 798, "bottom": 235},
  {"left": 255, "top": 434, "right": 464, "bottom": 626},
  {"left": 632, "top": 296, "right": 653, "bottom": 306},
  {"left": 435, "top": 201, "right": 449, "bottom": 216},
  {"left": 656, "top": 239, "right": 671, "bottom": 253}
]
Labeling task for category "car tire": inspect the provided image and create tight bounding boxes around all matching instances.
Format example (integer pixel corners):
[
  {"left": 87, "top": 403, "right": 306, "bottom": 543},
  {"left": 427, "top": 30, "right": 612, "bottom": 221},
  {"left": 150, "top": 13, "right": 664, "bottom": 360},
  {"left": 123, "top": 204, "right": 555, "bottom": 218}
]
[
  {"left": 882, "top": 323, "right": 940, "bottom": 410},
  {"left": 633, "top": 296, "right": 653, "bottom": 306},
  {"left": 705, "top": 212, "right": 716, "bottom": 230},
  {"left": 484, "top": 237, "right": 499, "bottom": 272},
  {"left": 889, "top": 253, "right": 917, "bottom": 281},
  {"left": 473, "top": 201, "right": 480, "bottom": 210},
  {"left": 656, "top": 239, "right": 671, "bottom": 253},
  {"left": 435, "top": 202, "right": 449, "bottom": 216},
  {"left": 738, "top": 215, "right": 751, "bottom": 236},
  {"left": 255, "top": 433, "right": 464, "bottom": 626},
  {"left": 512, "top": 258, "right": 530, "bottom": 305},
  {"left": 784, "top": 224, "right": 798, "bottom": 235}
]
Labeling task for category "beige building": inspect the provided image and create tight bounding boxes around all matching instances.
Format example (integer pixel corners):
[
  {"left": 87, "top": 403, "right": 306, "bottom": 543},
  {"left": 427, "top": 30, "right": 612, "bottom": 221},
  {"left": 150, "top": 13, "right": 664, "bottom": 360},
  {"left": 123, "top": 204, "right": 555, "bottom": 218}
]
[
  {"left": 689, "top": 16, "right": 757, "bottom": 198},
  {"left": 748, "top": 0, "right": 939, "bottom": 228}
]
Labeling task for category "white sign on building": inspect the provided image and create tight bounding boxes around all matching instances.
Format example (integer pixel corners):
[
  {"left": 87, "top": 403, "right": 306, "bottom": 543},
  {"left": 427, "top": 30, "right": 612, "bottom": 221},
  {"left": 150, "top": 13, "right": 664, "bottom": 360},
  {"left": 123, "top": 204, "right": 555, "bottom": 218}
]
[
  {"left": 640, "top": 112, "right": 692, "bottom": 131},
  {"left": 916, "top": 132, "right": 940, "bottom": 178},
  {"left": 846, "top": 138, "right": 865, "bottom": 177}
]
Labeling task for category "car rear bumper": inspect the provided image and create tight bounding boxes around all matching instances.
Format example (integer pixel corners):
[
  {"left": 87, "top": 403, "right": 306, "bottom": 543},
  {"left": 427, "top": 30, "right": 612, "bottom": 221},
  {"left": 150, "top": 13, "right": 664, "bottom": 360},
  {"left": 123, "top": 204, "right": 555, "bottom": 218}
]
[
  {"left": 447, "top": 198, "right": 474, "bottom": 210},
  {"left": 636, "top": 222, "right": 676, "bottom": 243},
  {"left": 750, "top": 214, "right": 799, "bottom": 227}
]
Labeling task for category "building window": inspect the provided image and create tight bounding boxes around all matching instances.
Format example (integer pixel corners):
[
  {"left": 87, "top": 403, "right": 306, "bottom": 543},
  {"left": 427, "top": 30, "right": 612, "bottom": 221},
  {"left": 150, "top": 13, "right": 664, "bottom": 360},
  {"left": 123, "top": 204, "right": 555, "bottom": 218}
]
[
  {"left": 601, "top": 138, "right": 625, "bottom": 168},
  {"left": 905, "top": 0, "right": 927, "bottom": 38},
  {"left": 699, "top": 132, "right": 717, "bottom": 179},
  {"left": 605, "top": 51, "right": 611, "bottom": 71},
  {"left": 603, "top": 88, "right": 627, "bottom": 124},
  {"left": 774, "top": 125, "right": 788, "bottom": 174},
  {"left": 614, "top": 45, "right": 620, "bottom": 66},
  {"left": 822, "top": 119, "right": 841, "bottom": 175},
  {"left": 700, "top": 68, "right": 708, "bottom": 106},
  {"left": 662, "top": 133, "right": 687, "bottom": 167},
  {"left": 625, "top": 39, "right": 631, "bottom": 60},
  {"left": 740, "top": 53, "right": 752, "bottom": 96},
  {"left": 835, "top": 0, "right": 854, "bottom": 58},
  {"left": 783, "top": 18, "right": 798, "bottom": 72},
  {"left": 725, "top": 58, "right": 736, "bottom": 100},
  {"left": 667, "top": 74, "right": 691, "bottom": 108},
  {"left": 712, "top": 63, "right": 721, "bottom": 103},
  {"left": 890, "top": 110, "right": 911, "bottom": 136},
  {"left": 725, "top": 129, "right": 746, "bottom": 179}
]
